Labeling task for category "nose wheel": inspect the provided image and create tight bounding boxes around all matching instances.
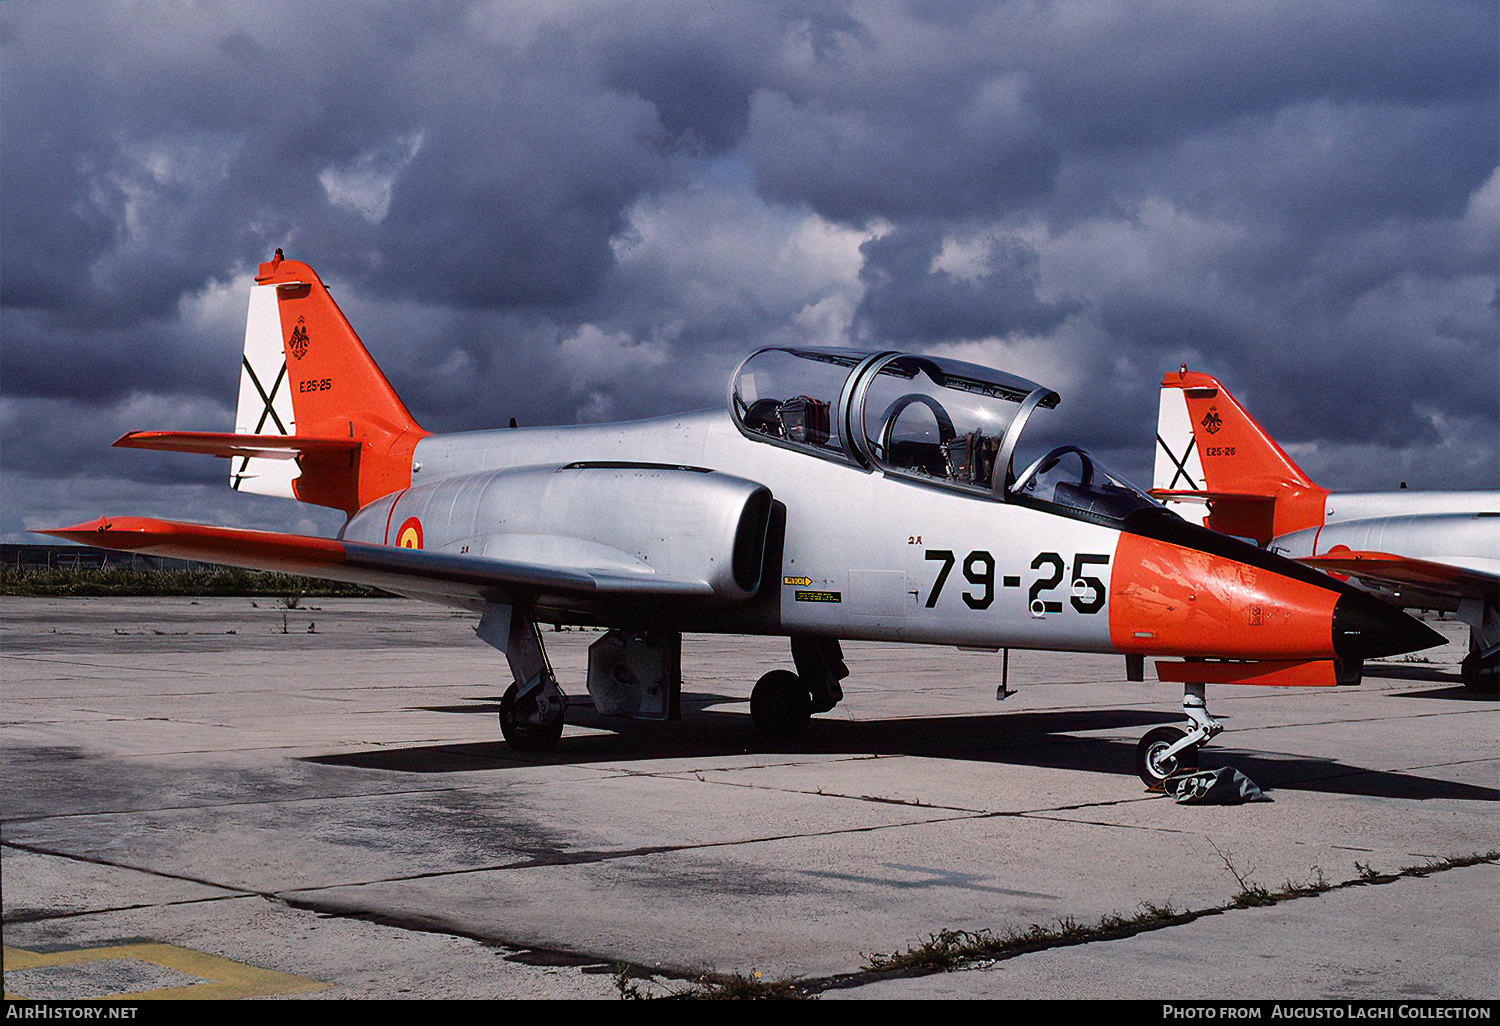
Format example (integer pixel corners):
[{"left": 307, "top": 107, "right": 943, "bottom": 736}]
[
  {"left": 1136, "top": 726, "right": 1199, "bottom": 788},
  {"left": 1136, "top": 683, "right": 1221, "bottom": 789}
]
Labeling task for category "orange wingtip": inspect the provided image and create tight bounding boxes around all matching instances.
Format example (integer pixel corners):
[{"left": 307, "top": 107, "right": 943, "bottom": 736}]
[
  {"left": 38, "top": 516, "right": 346, "bottom": 570},
  {"left": 1299, "top": 550, "right": 1471, "bottom": 588}
]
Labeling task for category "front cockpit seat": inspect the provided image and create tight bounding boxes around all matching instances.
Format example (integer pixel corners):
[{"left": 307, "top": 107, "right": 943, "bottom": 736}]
[{"left": 744, "top": 398, "right": 785, "bottom": 438}]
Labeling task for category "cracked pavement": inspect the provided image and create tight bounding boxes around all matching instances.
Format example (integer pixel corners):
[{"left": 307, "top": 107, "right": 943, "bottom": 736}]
[{"left": 3, "top": 597, "right": 1495, "bottom": 999}]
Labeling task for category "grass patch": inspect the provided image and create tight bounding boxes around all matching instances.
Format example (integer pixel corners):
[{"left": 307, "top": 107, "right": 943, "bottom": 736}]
[
  {"left": 2, "top": 566, "right": 385, "bottom": 598},
  {"left": 607, "top": 850, "right": 1500, "bottom": 998},
  {"left": 614, "top": 965, "right": 814, "bottom": 1000}
]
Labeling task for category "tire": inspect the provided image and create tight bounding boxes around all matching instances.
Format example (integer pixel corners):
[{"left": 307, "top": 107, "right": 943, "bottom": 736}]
[
  {"left": 750, "top": 670, "right": 812, "bottom": 738},
  {"left": 1136, "top": 725, "right": 1198, "bottom": 789},
  {"left": 1461, "top": 651, "right": 1498, "bottom": 696},
  {"left": 499, "top": 681, "right": 565, "bottom": 751}
]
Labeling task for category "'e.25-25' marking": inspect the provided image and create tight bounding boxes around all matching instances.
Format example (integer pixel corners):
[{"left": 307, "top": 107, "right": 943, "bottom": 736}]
[{"left": 924, "top": 549, "right": 1109, "bottom": 615}]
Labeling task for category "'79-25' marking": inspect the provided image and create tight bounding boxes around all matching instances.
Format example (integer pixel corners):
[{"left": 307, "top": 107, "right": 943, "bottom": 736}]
[{"left": 923, "top": 549, "right": 1109, "bottom": 615}]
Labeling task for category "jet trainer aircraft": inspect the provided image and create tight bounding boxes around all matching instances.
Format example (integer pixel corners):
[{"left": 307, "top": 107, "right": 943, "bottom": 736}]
[
  {"left": 1153, "top": 367, "right": 1498, "bottom": 693},
  {"left": 46, "top": 253, "right": 1445, "bottom": 787}
]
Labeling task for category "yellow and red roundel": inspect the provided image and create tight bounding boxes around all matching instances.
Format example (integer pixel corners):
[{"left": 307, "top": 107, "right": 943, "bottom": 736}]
[{"left": 396, "top": 517, "right": 423, "bottom": 549}]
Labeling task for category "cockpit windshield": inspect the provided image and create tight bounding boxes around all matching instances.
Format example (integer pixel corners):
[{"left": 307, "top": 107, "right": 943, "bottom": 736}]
[
  {"left": 1008, "top": 445, "right": 1161, "bottom": 523},
  {"left": 731, "top": 347, "right": 1156, "bottom": 521}
]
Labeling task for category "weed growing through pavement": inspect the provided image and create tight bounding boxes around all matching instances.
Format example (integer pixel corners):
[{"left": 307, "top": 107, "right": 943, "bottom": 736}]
[
  {"left": 626, "top": 849, "right": 1498, "bottom": 998},
  {"left": 1209, "top": 840, "right": 1276, "bottom": 907},
  {"left": 846, "top": 849, "right": 1497, "bottom": 990},
  {"left": 860, "top": 901, "right": 1189, "bottom": 975},
  {"left": 613, "top": 964, "right": 813, "bottom": 1000}
]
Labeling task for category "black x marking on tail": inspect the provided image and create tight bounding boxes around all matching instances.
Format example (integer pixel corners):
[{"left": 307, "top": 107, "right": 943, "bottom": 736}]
[
  {"left": 231, "top": 357, "right": 289, "bottom": 490},
  {"left": 1157, "top": 433, "right": 1199, "bottom": 490}
]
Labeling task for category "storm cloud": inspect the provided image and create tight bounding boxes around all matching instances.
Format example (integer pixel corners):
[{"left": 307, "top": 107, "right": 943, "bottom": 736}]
[{"left": 3, "top": 0, "right": 1495, "bottom": 540}]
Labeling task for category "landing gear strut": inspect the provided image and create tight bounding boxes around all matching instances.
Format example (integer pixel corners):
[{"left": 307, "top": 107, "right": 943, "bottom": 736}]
[
  {"left": 1135, "top": 683, "right": 1222, "bottom": 789},
  {"left": 479, "top": 603, "right": 568, "bottom": 751}
]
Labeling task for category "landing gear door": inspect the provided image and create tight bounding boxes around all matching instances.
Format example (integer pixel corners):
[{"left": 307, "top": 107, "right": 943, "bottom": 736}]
[{"left": 586, "top": 630, "right": 682, "bottom": 720}]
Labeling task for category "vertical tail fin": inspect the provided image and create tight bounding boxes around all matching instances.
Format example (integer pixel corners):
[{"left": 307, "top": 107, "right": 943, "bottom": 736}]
[
  {"left": 1152, "top": 367, "right": 1327, "bottom": 544},
  {"left": 230, "top": 252, "right": 428, "bottom": 514},
  {"left": 117, "top": 253, "right": 427, "bottom": 517}
]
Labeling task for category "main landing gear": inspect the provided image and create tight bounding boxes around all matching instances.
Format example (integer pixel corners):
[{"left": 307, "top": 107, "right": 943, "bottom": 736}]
[
  {"left": 751, "top": 637, "right": 850, "bottom": 739},
  {"left": 1135, "top": 683, "right": 1222, "bottom": 789},
  {"left": 477, "top": 606, "right": 851, "bottom": 751},
  {"left": 499, "top": 678, "right": 567, "bottom": 751},
  {"left": 1461, "top": 648, "right": 1498, "bottom": 695},
  {"left": 1458, "top": 596, "right": 1498, "bottom": 696},
  {"left": 478, "top": 604, "right": 568, "bottom": 752}
]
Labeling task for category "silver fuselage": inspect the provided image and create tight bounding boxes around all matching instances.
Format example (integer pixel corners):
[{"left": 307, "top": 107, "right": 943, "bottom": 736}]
[{"left": 345, "top": 410, "right": 1123, "bottom": 651}]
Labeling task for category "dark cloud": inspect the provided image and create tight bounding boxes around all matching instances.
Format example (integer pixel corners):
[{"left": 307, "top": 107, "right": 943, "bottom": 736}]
[
  {"left": 853, "top": 224, "right": 1077, "bottom": 346},
  {"left": 2, "top": 0, "right": 1495, "bottom": 540}
]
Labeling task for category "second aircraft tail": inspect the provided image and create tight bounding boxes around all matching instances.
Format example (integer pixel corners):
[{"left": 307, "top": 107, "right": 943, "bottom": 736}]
[{"left": 1152, "top": 367, "right": 1327, "bottom": 545}]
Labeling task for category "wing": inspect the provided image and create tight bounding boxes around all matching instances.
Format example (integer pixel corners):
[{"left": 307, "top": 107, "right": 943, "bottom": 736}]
[
  {"left": 1296, "top": 549, "right": 1495, "bottom": 596},
  {"left": 40, "top": 516, "right": 717, "bottom": 611}
]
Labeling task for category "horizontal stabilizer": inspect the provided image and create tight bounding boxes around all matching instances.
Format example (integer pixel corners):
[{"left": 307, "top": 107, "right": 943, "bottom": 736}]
[
  {"left": 1150, "top": 489, "right": 1277, "bottom": 545},
  {"left": 1150, "top": 489, "right": 1273, "bottom": 505},
  {"left": 115, "top": 431, "right": 362, "bottom": 461},
  {"left": 39, "top": 517, "right": 718, "bottom": 609}
]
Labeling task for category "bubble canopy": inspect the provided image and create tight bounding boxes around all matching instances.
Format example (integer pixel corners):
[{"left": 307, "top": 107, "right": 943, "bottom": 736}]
[{"left": 728, "top": 348, "right": 1063, "bottom": 495}]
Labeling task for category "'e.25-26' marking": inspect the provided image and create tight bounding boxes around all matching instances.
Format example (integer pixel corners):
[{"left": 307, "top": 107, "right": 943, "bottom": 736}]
[{"left": 924, "top": 549, "right": 1109, "bottom": 614}]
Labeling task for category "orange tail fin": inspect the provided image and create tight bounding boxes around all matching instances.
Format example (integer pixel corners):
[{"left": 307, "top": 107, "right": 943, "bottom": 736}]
[
  {"left": 1152, "top": 368, "right": 1327, "bottom": 544},
  {"left": 118, "top": 252, "right": 427, "bottom": 517}
]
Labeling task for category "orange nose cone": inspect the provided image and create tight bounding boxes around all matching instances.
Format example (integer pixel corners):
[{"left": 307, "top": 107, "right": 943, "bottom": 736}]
[{"left": 1109, "top": 533, "right": 1342, "bottom": 660}]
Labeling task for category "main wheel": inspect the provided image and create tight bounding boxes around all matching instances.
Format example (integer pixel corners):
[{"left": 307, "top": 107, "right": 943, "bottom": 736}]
[
  {"left": 750, "top": 670, "right": 812, "bottom": 738},
  {"left": 499, "top": 681, "right": 565, "bottom": 751},
  {"left": 1461, "top": 650, "right": 1498, "bottom": 695},
  {"left": 1136, "top": 726, "right": 1198, "bottom": 789}
]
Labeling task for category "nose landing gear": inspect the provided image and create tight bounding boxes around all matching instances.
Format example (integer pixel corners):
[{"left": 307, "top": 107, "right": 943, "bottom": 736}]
[{"left": 1136, "top": 683, "right": 1222, "bottom": 789}]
